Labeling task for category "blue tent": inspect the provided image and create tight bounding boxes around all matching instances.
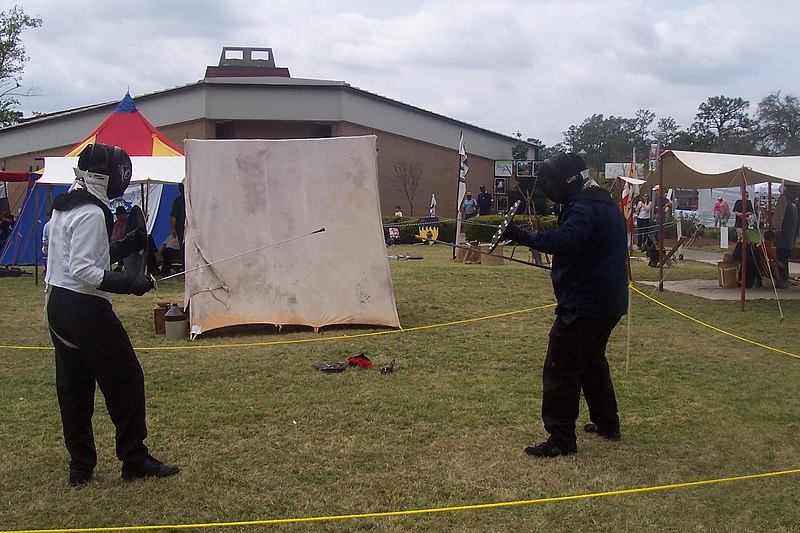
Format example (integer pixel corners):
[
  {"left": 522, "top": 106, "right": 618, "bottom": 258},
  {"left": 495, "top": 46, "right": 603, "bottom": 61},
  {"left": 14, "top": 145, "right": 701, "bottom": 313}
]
[{"left": 0, "top": 181, "right": 179, "bottom": 266}]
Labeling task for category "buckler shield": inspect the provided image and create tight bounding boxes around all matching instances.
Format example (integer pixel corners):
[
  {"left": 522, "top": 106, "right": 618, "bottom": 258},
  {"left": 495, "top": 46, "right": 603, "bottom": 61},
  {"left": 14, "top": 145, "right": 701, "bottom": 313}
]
[{"left": 487, "top": 200, "right": 522, "bottom": 254}]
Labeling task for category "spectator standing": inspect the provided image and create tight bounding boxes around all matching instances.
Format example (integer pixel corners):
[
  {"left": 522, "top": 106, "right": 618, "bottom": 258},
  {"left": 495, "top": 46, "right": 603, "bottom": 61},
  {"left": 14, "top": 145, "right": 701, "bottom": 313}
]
[
  {"left": 634, "top": 193, "right": 652, "bottom": 250},
  {"left": 0, "top": 210, "right": 13, "bottom": 244},
  {"left": 477, "top": 185, "right": 493, "bottom": 215},
  {"left": 170, "top": 184, "right": 186, "bottom": 264},
  {"left": 733, "top": 192, "right": 754, "bottom": 230},
  {"left": 772, "top": 182, "right": 799, "bottom": 283},
  {"left": 713, "top": 196, "right": 731, "bottom": 228},
  {"left": 110, "top": 206, "right": 128, "bottom": 243},
  {"left": 463, "top": 192, "right": 478, "bottom": 219}
]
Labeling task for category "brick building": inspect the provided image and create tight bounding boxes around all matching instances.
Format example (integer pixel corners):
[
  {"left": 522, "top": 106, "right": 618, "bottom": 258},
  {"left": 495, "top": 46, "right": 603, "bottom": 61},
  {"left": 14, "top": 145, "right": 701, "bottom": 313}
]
[{"left": 0, "top": 47, "right": 538, "bottom": 218}]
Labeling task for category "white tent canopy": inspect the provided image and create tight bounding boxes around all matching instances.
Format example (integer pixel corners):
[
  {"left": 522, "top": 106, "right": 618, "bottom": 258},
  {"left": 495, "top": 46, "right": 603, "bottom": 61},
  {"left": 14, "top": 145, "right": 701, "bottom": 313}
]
[
  {"left": 183, "top": 136, "right": 400, "bottom": 336},
  {"left": 39, "top": 156, "right": 185, "bottom": 185},
  {"left": 661, "top": 150, "right": 800, "bottom": 189}
]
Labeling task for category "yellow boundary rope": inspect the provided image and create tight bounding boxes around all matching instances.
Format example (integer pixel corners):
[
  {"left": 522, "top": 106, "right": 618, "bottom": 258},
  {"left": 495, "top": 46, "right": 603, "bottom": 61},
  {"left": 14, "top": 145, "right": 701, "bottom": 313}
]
[
  {"left": 0, "top": 304, "right": 557, "bottom": 351},
  {"left": 629, "top": 284, "right": 800, "bottom": 360},
  {"left": 4, "top": 467, "right": 798, "bottom": 533},
  {"left": 2, "top": 290, "right": 798, "bottom": 532}
]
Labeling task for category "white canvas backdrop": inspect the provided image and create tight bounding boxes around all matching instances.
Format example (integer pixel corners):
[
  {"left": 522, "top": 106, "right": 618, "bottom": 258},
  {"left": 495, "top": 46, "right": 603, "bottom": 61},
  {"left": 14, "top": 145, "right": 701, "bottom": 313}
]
[{"left": 183, "top": 136, "right": 400, "bottom": 336}]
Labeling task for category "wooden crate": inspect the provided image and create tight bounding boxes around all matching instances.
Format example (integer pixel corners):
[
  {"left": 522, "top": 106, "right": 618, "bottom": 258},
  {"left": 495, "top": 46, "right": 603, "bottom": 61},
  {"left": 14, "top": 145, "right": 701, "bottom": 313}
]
[
  {"left": 717, "top": 262, "right": 738, "bottom": 287},
  {"left": 478, "top": 243, "right": 504, "bottom": 265}
]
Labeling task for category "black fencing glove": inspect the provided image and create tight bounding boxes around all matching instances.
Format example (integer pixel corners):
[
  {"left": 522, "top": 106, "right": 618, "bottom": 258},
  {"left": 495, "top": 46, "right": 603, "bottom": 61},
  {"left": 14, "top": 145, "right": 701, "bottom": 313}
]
[
  {"left": 99, "top": 270, "right": 154, "bottom": 296},
  {"left": 110, "top": 227, "right": 146, "bottom": 263},
  {"left": 504, "top": 222, "right": 540, "bottom": 247},
  {"left": 503, "top": 221, "right": 520, "bottom": 241}
]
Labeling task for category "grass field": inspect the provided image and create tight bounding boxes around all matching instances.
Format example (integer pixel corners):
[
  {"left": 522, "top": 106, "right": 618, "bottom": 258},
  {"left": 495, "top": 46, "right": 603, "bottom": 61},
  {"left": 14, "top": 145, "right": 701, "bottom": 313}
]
[{"left": 1, "top": 244, "right": 799, "bottom": 532}]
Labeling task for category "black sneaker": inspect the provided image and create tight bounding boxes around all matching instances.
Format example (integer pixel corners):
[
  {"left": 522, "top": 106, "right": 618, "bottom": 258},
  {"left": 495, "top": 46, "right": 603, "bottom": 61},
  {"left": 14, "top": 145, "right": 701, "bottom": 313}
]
[
  {"left": 69, "top": 469, "right": 93, "bottom": 487},
  {"left": 121, "top": 454, "right": 180, "bottom": 480},
  {"left": 583, "top": 423, "right": 621, "bottom": 441},
  {"left": 524, "top": 440, "right": 577, "bottom": 458}
]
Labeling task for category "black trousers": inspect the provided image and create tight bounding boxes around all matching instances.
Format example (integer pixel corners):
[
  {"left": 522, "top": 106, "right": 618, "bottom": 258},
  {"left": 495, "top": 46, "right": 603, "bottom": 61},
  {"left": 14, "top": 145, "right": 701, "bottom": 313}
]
[
  {"left": 776, "top": 247, "right": 792, "bottom": 282},
  {"left": 47, "top": 286, "right": 149, "bottom": 472},
  {"left": 541, "top": 315, "right": 621, "bottom": 449},
  {"left": 636, "top": 218, "right": 651, "bottom": 249}
]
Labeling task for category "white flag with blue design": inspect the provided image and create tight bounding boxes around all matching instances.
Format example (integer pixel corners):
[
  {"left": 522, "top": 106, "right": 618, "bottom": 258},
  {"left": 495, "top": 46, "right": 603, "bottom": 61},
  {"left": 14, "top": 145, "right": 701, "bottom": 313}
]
[{"left": 457, "top": 132, "right": 468, "bottom": 209}]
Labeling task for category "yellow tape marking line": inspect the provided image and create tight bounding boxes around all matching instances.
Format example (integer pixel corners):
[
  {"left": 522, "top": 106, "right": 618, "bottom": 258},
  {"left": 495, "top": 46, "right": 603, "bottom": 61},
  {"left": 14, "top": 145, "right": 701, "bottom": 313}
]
[
  {"left": 0, "top": 304, "right": 556, "bottom": 351},
  {"left": 5, "top": 467, "right": 798, "bottom": 532},
  {"left": 630, "top": 284, "right": 800, "bottom": 360}
]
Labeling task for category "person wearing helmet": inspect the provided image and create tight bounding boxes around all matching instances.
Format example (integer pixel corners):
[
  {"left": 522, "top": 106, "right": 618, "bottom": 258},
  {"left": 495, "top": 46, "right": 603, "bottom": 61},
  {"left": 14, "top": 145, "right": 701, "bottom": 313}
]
[
  {"left": 502, "top": 152, "right": 628, "bottom": 458},
  {"left": 46, "top": 143, "right": 179, "bottom": 486}
]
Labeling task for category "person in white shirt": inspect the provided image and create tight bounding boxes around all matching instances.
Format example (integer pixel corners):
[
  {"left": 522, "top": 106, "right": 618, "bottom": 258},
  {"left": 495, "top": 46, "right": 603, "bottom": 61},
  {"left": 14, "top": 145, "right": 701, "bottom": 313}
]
[{"left": 46, "top": 143, "right": 179, "bottom": 487}]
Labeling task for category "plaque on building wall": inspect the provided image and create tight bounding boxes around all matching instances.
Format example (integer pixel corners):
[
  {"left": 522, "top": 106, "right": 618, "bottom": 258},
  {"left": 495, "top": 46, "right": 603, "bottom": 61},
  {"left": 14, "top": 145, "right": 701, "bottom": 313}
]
[
  {"left": 515, "top": 160, "right": 534, "bottom": 178},
  {"left": 494, "top": 177, "right": 507, "bottom": 195},
  {"left": 496, "top": 195, "right": 509, "bottom": 214},
  {"left": 495, "top": 160, "right": 513, "bottom": 177}
]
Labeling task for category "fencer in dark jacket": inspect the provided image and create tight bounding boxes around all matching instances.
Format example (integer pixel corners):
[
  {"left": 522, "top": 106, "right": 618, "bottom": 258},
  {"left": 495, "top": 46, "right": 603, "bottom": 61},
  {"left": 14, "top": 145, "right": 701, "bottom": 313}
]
[{"left": 503, "top": 152, "right": 628, "bottom": 458}]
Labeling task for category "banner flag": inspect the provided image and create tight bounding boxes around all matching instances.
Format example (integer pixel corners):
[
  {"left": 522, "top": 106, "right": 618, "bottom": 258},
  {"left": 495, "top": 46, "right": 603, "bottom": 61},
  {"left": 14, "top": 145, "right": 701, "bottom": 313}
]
[
  {"left": 454, "top": 132, "right": 469, "bottom": 252},
  {"left": 457, "top": 132, "right": 468, "bottom": 208},
  {"left": 620, "top": 147, "right": 638, "bottom": 235}
]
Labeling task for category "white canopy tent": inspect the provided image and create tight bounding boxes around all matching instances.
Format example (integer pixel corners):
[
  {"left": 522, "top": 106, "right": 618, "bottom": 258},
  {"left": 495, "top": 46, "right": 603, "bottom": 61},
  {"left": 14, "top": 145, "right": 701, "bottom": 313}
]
[
  {"left": 39, "top": 156, "right": 185, "bottom": 185},
  {"left": 37, "top": 156, "right": 186, "bottom": 237},
  {"left": 660, "top": 150, "right": 800, "bottom": 189},
  {"left": 658, "top": 150, "right": 800, "bottom": 311}
]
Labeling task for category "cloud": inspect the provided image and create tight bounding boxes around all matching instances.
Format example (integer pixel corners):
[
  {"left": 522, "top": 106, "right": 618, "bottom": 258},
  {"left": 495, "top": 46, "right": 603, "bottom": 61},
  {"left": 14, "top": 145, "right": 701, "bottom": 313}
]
[{"left": 11, "top": 0, "right": 800, "bottom": 146}]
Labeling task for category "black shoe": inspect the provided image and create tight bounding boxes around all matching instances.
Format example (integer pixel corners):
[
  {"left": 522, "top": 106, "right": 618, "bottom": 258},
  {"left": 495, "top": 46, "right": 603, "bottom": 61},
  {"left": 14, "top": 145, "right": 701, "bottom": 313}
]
[
  {"left": 69, "top": 469, "right": 93, "bottom": 487},
  {"left": 524, "top": 440, "right": 576, "bottom": 458},
  {"left": 121, "top": 454, "right": 180, "bottom": 480},
  {"left": 584, "top": 423, "right": 621, "bottom": 441}
]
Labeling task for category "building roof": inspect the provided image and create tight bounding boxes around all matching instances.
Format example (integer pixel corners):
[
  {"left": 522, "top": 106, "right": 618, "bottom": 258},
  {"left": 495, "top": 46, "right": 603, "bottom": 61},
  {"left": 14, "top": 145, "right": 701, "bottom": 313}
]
[{"left": 1, "top": 49, "right": 537, "bottom": 160}]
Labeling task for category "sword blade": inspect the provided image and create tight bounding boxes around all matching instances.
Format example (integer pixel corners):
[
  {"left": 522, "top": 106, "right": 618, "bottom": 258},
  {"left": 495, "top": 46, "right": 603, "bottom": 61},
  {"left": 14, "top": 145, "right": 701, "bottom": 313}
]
[{"left": 159, "top": 227, "right": 326, "bottom": 281}]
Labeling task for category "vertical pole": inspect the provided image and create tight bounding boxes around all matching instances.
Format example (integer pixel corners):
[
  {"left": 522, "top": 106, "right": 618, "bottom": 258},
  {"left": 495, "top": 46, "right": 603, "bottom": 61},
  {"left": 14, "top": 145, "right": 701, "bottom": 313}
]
[
  {"left": 739, "top": 171, "right": 747, "bottom": 312},
  {"left": 767, "top": 180, "right": 773, "bottom": 228},
  {"left": 625, "top": 292, "right": 631, "bottom": 372},
  {"left": 657, "top": 144, "right": 664, "bottom": 292},
  {"left": 454, "top": 212, "right": 463, "bottom": 259},
  {"left": 33, "top": 181, "right": 39, "bottom": 286}
]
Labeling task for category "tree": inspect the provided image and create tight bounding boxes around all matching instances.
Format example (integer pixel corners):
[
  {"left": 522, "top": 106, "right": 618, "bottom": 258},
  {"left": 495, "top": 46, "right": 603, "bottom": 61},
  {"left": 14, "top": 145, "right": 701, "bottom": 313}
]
[
  {"left": 631, "top": 108, "right": 655, "bottom": 156},
  {"left": 391, "top": 160, "right": 422, "bottom": 216},
  {"left": 562, "top": 113, "right": 649, "bottom": 174},
  {"left": 0, "top": 5, "right": 42, "bottom": 126},
  {"left": 755, "top": 91, "right": 800, "bottom": 155},
  {"left": 692, "top": 95, "right": 755, "bottom": 153},
  {"left": 655, "top": 116, "right": 680, "bottom": 148},
  {"left": 511, "top": 131, "right": 529, "bottom": 161}
]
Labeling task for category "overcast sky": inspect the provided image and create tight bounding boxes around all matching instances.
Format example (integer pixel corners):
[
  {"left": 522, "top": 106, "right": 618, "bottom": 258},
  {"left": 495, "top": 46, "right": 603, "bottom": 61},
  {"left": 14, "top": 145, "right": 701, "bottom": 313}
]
[{"left": 10, "top": 0, "right": 800, "bottom": 146}]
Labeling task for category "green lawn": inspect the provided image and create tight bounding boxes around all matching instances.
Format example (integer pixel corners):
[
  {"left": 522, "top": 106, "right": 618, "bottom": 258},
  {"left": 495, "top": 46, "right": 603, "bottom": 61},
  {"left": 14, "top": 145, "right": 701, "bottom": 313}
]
[{"left": 1, "top": 245, "right": 798, "bottom": 532}]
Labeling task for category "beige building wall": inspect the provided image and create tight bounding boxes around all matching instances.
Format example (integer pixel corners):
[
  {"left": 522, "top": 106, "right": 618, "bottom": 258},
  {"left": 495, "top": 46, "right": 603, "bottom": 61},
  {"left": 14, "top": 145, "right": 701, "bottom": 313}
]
[{"left": 3, "top": 118, "right": 514, "bottom": 220}]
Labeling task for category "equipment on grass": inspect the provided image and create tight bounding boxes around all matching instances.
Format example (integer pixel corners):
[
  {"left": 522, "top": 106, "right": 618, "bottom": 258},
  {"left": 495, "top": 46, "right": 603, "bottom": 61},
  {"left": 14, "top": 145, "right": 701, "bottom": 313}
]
[
  {"left": 388, "top": 253, "right": 423, "bottom": 260},
  {"left": 313, "top": 361, "right": 349, "bottom": 373}
]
